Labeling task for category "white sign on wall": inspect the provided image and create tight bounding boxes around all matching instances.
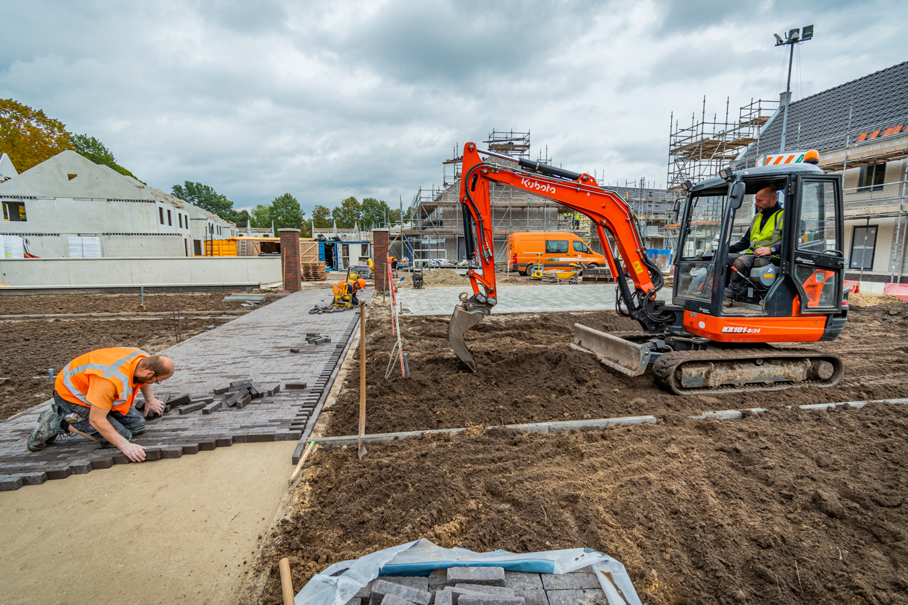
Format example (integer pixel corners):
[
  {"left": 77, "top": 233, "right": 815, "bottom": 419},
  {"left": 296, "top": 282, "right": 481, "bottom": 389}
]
[
  {"left": 1, "top": 235, "right": 24, "bottom": 258},
  {"left": 68, "top": 236, "right": 102, "bottom": 258}
]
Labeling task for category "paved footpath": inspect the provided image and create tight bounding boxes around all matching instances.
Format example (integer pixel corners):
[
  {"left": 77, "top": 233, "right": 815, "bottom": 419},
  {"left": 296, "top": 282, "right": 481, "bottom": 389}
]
[
  {"left": 0, "top": 288, "right": 365, "bottom": 491},
  {"left": 398, "top": 283, "right": 670, "bottom": 315}
]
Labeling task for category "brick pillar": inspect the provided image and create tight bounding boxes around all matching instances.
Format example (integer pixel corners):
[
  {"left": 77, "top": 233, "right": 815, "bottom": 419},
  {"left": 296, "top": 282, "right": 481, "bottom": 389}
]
[
  {"left": 280, "top": 228, "right": 301, "bottom": 292},
  {"left": 373, "top": 229, "right": 389, "bottom": 292}
]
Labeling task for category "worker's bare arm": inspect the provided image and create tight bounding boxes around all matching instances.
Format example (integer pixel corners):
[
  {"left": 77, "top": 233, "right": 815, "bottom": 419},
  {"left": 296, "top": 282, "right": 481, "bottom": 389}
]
[
  {"left": 88, "top": 405, "right": 146, "bottom": 462},
  {"left": 139, "top": 384, "right": 164, "bottom": 417}
]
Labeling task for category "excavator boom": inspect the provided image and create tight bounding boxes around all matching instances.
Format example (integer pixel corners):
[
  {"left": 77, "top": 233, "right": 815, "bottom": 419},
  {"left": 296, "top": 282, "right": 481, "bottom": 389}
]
[{"left": 449, "top": 143, "right": 677, "bottom": 373}]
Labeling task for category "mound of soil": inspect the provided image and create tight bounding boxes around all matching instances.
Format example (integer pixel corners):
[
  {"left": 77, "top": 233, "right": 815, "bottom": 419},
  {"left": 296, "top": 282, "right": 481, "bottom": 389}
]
[
  {"left": 259, "top": 402, "right": 908, "bottom": 605},
  {"left": 325, "top": 305, "right": 908, "bottom": 437}
]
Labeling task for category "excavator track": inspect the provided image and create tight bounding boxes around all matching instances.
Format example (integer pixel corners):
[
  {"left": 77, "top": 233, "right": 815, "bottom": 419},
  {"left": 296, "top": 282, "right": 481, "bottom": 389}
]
[{"left": 652, "top": 348, "right": 844, "bottom": 396}]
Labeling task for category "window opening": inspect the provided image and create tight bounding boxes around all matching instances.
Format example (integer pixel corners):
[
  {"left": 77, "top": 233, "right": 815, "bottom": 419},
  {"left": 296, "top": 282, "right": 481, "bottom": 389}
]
[
  {"left": 2, "top": 201, "right": 26, "bottom": 222},
  {"left": 167, "top": 209, "right": 172, "bottom": 226},
  {"left": 859, "top": 163, "right": 886, "bottom": 192},
  {"left": 849, "top": 225, "right": 877, "bottom": 270},
  {"left": 159, "top": 207, "right": 164, "bottom": 224}
]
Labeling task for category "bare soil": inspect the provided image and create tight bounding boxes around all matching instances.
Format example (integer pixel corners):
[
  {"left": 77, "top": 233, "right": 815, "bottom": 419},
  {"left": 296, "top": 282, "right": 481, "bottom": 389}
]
[
  {"left": 0, "top": 292, "right": 277, "bottom": 420},
  {"left": 259, "top": 403, "right": 908, "bottom": 605},
  {"left": 325, "top": 300, "right": 908, "bottom": 437}
]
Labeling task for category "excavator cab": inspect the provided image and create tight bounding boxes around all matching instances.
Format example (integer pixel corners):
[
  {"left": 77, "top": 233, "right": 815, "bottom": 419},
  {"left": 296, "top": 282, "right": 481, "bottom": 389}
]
[{"left": 673, "top": 162, "right": 847, "bottom": 338}]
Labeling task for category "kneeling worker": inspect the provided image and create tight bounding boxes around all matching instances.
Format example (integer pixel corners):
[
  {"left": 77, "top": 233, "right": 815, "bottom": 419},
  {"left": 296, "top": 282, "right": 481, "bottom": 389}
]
[
  {"left": 27, "top": 347, "right": 174, "bottom": 462},
  {"left": 333, "top": 277, "right": 366, "bottom": 307}
]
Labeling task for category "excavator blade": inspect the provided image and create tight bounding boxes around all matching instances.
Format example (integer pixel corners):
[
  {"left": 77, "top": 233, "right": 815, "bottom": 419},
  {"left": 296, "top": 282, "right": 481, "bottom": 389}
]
[
  {"left": 571, "top": 323, "right": 652, "bottom": 377},
  {"left": 449, "top": 304, "right": 488, "bottom": 372}
]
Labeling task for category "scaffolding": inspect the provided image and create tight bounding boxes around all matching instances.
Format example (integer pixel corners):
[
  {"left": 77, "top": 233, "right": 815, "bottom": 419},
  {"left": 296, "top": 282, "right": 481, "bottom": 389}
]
[{"left": 667, "top": 97, "right": 778, "bottom": 192}]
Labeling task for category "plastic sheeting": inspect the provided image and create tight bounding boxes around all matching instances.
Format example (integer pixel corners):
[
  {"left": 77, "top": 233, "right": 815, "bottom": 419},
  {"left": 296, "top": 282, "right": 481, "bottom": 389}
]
[{"left": 295, "top": 539, "right": 640, "bottom": 605}]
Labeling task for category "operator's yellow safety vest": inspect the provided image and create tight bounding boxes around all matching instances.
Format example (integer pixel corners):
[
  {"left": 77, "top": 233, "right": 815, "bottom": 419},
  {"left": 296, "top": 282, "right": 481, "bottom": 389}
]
[
  {"left": 55, "top": 347, "right": 149, "bottom": 413},
  {"left": 746, "top": 208, "right": 784, "bottom": 257}
]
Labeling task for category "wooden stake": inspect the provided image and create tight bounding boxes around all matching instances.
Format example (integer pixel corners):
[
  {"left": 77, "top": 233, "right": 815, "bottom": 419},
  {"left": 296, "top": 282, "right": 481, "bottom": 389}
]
[
  {"left": 279, "top": 557, "right": 294, "bottom": 605},
  {"left": 358, "top": 301, "right": 367, "bottom": 459},
  {"left": 288, "top": 441, "right": 315, "bottom": 485}
]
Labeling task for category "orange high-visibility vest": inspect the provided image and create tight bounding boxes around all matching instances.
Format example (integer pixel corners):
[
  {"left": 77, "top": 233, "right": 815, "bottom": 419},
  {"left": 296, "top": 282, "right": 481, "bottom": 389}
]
[{"left": 55, "top": 347, "right": 149, "bottom": 413}]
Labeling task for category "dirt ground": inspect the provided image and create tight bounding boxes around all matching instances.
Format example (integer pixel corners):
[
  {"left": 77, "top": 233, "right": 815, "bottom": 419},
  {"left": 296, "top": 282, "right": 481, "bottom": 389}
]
[
  {"left": 259, "top": 403, "right": 908, "bottom": 605},
  {"left": 252, "top": 296, "right": 908, "bottom": 604},
  {"left": 0, "top": 292, "right": 277, "bottom": 420},
  {"left": 325, "top": 299, "right": 908, "bottom": 436}
]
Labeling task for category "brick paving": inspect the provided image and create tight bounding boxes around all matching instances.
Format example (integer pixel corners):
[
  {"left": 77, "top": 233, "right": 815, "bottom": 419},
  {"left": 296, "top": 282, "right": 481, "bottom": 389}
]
[
  {"left": 0, "top": 288, "right": 365, "bottom": 491},
  {"left": 398, "top": 283, "right": 670, "bottom": 316}
]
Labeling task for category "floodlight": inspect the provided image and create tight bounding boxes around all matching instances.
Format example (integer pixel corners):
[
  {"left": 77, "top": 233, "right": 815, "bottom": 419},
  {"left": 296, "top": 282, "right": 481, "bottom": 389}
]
[
  {"left": 802, "top": 25, "right": 814, "bottom": 41},
  {"left": 788, "top": 28, "right": 800, "bottom": 43},
  {"left": 774, "top": 33, "right": 784, "bottom": 45}
]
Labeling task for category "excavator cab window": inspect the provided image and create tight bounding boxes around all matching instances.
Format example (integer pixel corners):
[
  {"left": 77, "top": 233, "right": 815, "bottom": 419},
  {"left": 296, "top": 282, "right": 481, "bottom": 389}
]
[{"left": 676, "top": 191, "right": 727, "bottom": 303}]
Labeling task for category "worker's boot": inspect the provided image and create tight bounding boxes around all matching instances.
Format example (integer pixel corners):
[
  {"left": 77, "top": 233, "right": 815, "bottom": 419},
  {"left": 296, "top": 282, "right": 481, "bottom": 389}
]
[
  {"left": 26, "top": 409, "right": 65, "bottom": 452},
  {"left": 723, "top": 282, "right": 742, "bottom": 305}
]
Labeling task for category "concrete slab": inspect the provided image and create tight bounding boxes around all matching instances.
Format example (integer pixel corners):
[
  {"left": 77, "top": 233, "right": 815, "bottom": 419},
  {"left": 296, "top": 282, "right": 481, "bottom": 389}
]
[{"left": 398, "top": 284, "right": 669, "bottom": 316}]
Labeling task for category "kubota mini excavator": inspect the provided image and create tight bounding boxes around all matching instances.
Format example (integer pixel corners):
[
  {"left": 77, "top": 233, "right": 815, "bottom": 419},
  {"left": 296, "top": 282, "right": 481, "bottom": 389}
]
[{"left": 449, "top": 143, "right": 848, "bottom": 395}]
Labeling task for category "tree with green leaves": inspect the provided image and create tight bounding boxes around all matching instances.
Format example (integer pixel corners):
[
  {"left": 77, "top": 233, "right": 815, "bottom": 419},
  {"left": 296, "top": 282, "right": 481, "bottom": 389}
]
[
  {"left": 172, "top": 182, "right": 241, "bottom": 224},
  {"left": 251, "top": 193, "right": 307, "bottom": 234},
  {"left": 312, "top": 205, "right": 332, "bottom": 228},
  {"left": 71, "top": 133, "right": 137, "bottom": 179},
  {"left": 332, "top": 196, "right": 362, "bottom": 229},
  {"left": 0, "top": 98, "right": 72, "bottom": 172},
  {"left": 360, "top": 197, "right": 392, "bottom": 230},
  {"left": 235, "top": 208, "right": 252, "bottom": 229}
]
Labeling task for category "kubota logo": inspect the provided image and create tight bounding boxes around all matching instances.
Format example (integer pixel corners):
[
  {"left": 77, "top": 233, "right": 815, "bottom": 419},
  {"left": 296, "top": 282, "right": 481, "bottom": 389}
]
[
  {"left": 520, "top": 178, "right": 556, "bottom": 194},
  {"left": 721, "top": 326, "right": 762, "bottom": 334}
]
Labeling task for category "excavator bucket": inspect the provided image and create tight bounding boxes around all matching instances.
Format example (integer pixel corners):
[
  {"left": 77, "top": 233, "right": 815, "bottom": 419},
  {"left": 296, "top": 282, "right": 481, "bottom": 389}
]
[
  {"left": 449, "top": 304, "right": 488, "bottom": 372},
  {"left": 571, "top": 323, "right": 652, "bottom": 377}
]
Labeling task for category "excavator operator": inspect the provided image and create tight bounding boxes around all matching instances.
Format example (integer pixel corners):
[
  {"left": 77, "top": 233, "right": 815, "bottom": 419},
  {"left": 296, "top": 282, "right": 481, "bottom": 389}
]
[
  {"left": 333, "top": 276, "right": 366, "bottom": 307},
  {"left": 724, "top": 186, "right": 783, "bottom": 303}
]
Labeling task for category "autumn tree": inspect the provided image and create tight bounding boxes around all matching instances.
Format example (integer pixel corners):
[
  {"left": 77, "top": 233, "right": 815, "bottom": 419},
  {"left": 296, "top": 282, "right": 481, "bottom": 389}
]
[
  {"left": 312, "top": 205, "right": 332, "bottom": 228},
  {"left": 331, "top": 196, "right": 362, "bottom": 229},
  {"left": 0, "top": 98, "right": 72, "bottom": 172},
  {"left": 71, "top": 134, "right": 138, "bottom": 179}
]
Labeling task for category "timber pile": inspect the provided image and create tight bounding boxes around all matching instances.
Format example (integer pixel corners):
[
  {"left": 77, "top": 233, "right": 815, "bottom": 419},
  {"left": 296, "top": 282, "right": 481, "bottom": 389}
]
[{"left": 301, "top": 261, "right": 327, "bottom": 281}]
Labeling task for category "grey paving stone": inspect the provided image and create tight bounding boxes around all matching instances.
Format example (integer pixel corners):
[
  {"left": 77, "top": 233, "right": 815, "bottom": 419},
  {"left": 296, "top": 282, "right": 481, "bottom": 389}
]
[
  {"left": 458, "top": 597, "right": 524, "bottom": 605},
  {"left": 544, "top": 589, "right": 607, "bottom": 605},
  {"left": 442, "top": 587, "right": 488, "bottom": 605},
  {"left": 344, "top": 599, "right": 362, "bottom": 605},
  {"left": 504, "top": 573, "right": 542, "bottom": 591},
  {"left": 447, "top": 567, "right": 505, "bottom": 587},
  {"left": 454, "top": 585, "right": 514, "bottom": 597},
  {"left": 540, "top": 574, "right": 599, "bottom": 591},
  {"left": 434, "top": 589, "right": 453, "bottom": 605},
  {"left": 428, "top": 570, "right": 448, "bottom": 588},
  {"left": 513, "top": 590, "right": 547, "bottom": 605},
  {"left": 371, "top": 579, "right": 432, "bottom": 605}
]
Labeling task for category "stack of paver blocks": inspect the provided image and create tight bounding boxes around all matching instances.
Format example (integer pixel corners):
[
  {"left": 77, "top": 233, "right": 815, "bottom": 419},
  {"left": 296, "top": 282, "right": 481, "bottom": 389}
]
[{"left": 346, "top": 566, "right": 607, "bottom": 605}]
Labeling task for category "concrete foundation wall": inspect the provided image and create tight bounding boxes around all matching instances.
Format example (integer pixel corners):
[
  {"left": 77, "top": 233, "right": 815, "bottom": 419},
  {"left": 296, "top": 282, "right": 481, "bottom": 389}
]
[{"left": 0, "top": 257, "right": 281, "bottom": 287}]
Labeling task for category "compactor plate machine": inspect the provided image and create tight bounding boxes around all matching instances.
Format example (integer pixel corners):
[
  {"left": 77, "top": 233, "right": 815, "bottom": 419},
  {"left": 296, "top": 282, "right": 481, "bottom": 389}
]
[{"left": 449, "top": 143, "right": 849, "bottom": 395}]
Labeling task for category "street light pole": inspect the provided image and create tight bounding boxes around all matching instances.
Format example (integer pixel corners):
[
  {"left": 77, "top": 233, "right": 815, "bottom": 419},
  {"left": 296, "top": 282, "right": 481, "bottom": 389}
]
[{"left": 775, "top": 25, "right": 813, "bottom": 153}]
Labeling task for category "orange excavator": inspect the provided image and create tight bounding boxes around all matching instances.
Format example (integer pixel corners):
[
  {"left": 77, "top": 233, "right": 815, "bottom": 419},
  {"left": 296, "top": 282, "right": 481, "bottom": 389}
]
[{"left": 449, "top": 142, "right": 849, "bottom": 395}]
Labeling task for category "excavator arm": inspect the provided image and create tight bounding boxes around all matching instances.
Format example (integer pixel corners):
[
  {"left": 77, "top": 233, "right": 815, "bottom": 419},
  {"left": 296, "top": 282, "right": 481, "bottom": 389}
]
[{"left": 450, "top": 142, "right": 678, "bottom": 372}]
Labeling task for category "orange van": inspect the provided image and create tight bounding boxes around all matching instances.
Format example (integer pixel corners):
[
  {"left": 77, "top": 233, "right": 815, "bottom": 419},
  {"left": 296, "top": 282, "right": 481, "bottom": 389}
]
[{"left": 506, "top": 232, "right": 606, "bottom": 275}]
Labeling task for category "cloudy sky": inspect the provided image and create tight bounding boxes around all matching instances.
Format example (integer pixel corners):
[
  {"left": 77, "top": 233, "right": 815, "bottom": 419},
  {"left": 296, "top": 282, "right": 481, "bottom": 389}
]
[{"left": 2, "top": 0, "right": 905, "bottom": 215}]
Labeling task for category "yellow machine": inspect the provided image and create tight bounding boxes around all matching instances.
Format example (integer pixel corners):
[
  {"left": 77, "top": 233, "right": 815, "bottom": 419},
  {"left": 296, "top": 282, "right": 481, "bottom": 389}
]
[
  {"left": 333, "top": 272, "right": 366, "bottom": 308},
  {"left": 528, "top": 253, "right": 546, "bottom": 280}
]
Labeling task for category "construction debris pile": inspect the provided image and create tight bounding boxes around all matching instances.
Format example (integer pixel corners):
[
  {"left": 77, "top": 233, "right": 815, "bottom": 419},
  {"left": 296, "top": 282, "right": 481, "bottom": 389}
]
[{"left": 398, "top": 269, "right": 466, "bottom": 288}]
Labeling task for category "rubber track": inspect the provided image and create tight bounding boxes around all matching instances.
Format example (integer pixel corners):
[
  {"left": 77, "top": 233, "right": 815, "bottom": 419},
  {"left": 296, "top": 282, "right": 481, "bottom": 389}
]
[{"left": 652, "top": 348, "right": 844, "bottom": 396}]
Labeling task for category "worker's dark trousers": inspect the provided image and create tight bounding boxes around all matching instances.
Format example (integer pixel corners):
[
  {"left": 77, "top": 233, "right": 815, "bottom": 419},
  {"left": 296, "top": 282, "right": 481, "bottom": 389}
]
[
  {"left": 727, "top": 254, "right": 773, "bottom": 291},
  {"left": 52, "top": 391, "right": 147, "bottom": 447}
]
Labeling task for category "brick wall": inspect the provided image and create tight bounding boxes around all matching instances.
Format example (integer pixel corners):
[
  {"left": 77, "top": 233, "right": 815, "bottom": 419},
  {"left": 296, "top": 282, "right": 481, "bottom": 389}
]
[
  {"left": 280, "top": 229, "right": 301, "bottom": 292},
  {"left": 373, "top": 229, "right": 389, "bottom": 291}
]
